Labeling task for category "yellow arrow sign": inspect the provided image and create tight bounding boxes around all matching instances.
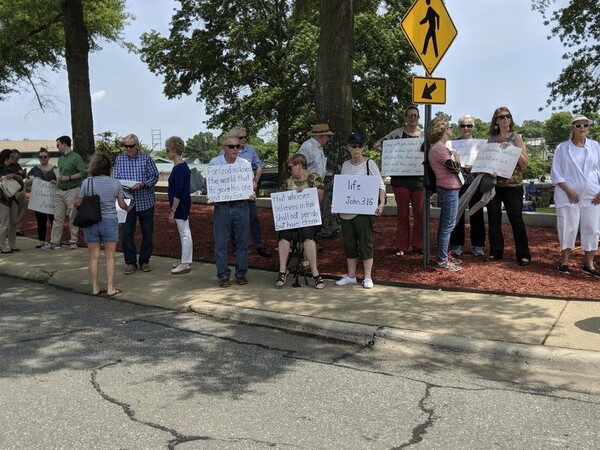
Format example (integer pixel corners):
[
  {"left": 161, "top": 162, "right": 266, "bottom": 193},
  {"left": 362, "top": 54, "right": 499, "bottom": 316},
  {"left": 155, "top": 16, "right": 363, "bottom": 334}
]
[
  {"left": 401, "top": 0, "right": 458, "bottom": 75},
  {"left": 412, "top": 76, "right": 446, "bottom": 104}
]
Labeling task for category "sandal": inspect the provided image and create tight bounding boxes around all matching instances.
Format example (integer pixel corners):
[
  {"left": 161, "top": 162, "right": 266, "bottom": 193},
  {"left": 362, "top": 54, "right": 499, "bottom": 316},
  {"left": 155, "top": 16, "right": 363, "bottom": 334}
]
[
  {"left": 275, "top": 270, "right": 289, "bottom": 287},
  {"left": 314, "top": 275, "right": 325, "bottom": 290},
  {"left": 395, "top": 250, "right": 405, "bottom": 256}
]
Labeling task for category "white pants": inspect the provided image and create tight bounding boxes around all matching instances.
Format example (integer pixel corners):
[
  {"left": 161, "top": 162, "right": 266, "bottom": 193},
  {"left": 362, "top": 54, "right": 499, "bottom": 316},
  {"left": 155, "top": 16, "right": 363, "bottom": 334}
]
[
  {"left": 557, "top": 205, "right": 600, "bottom": 251},
  {"left": 175, "top": 218, "right": 193, "bottom": 264}
]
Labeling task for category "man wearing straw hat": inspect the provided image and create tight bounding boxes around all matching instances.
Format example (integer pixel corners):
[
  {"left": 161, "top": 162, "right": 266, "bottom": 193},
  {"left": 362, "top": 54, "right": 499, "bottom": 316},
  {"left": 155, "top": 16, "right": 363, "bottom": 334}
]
[{"left": 298, "top": 123, "right": 334, "bottom": 180}]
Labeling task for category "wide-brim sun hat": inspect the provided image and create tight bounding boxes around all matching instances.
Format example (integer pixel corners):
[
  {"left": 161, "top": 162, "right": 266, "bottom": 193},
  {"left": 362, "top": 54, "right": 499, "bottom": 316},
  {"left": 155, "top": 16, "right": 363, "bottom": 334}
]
[
  {"left": 308, "top": 123, "right": 334, "bottom": 136},
  {"left": 571, "top": 114, "right": 593, "bottom": 125}
]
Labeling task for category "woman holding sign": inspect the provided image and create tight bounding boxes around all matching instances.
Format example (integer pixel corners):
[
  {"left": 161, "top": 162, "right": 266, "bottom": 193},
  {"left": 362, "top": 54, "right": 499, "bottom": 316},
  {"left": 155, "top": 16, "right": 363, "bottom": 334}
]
[
  {"left": 485, "top": 107, "right": 531, "bottom": 266},
  {"left": 335, "top": 133, "right": 386, "bottom": 289},
  {"left": 275, "top": 154, "right": 325, "bottom": 289},
  {"left": 24, "top": 148, "right": 56, "bottom": 248},
  {"left": 427, "top": 118, "right": 463, "bottom": 271}
]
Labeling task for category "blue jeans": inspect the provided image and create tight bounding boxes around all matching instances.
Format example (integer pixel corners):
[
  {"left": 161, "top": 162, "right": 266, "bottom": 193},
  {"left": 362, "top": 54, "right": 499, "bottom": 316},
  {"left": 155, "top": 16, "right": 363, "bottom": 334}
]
[
  {"left": 121, "top": 206, "right": 154, "bottom": 267},
  {"left": 214, "top": 201, "right": 249, "bottom": 280},
  {"left": 230, "top": 200, "right": 264, "bottom": 250},
  {"left": 436, "top": 187, "right": 459, "bottom": 262}
]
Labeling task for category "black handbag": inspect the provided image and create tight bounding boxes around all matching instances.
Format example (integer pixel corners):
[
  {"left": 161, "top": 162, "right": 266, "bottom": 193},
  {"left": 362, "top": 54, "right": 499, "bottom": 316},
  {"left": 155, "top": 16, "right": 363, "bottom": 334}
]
[{"left": 73, "top": 178, "right": 102, "bottom": 228}]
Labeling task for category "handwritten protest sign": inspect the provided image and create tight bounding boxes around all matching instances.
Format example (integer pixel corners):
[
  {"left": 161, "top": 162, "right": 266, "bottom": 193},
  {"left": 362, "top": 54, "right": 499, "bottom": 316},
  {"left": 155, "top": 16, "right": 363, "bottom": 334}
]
[
  {"left": 271, "top": 188, "right": 321, "bottom": 231},
  {"left": 381, "top": 138, "right": 424, "bottom": 176},
  {"left": 206, "top": 163, "right": 254, "bottom": 202},
  {"left": 448, "top": 139, "right": 487, "bottom": 166},
  {"left": 331, "top": 175, "right": 380, "bottom": 215},
  {"left": 471, "top": 143, "right": 522, "bottom": 179},
  {"left": 28, "top": 178, "right": 56, "bottom": 214}
]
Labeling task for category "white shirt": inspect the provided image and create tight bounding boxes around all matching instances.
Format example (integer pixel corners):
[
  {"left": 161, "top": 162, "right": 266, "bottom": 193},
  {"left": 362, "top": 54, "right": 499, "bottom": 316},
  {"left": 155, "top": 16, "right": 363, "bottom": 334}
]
[
  {"left": 551, "top": 138, "right": 600, "bottom": 208},
  {"left": 298, "top": 138, "right": 327, "bottom": 179}
]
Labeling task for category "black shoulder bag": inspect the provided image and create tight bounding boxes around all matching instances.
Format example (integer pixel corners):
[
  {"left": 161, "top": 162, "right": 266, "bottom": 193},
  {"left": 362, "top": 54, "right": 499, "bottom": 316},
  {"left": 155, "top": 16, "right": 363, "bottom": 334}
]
[{"left": 73, "top": 178, "right": 102, "bottom": 228}]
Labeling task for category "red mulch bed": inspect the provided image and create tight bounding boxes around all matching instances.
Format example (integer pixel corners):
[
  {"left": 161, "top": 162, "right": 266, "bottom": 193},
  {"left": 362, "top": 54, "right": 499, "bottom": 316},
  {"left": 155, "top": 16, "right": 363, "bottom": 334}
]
[{"left": 21, "top": 200, "right": 599, "bottom": 301}]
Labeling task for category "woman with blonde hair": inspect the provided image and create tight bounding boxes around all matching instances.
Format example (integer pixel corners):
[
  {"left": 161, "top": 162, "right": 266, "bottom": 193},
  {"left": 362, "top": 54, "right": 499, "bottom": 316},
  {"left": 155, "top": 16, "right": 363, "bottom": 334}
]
[{"left": 427, "top": 116, "right": 463, "bottom": 271}]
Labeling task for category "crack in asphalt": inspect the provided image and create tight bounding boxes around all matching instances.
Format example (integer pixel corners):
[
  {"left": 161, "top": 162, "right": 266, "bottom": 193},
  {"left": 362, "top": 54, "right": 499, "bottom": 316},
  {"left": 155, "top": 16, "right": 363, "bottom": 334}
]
[
  {"left": 1, "top": 328, "right": 87, "bottom": 346},
  {"left": 392, "top": 384, "right": 436, "bottom": 449},
  {"left": 91, "top": 359, "right": 300, "bottom": 449}
]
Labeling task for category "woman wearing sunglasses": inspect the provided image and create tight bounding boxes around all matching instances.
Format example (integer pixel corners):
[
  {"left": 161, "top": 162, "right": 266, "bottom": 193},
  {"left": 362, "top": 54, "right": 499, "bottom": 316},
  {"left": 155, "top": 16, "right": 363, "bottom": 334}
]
[
  {"left": 551, "top": 114, "right": 600, "bottom": 277},
  {"left": 449, "top": 115, "right": 486, "bottom": 257},
  {"left": 335, "top": 133, "right": 386, "bottom": 289},
  {"left": 485, "top": 106, "right": 531, "bottom": 266},
  {"left": 24, "top": 148, "right": 56, "bottom": 247}
]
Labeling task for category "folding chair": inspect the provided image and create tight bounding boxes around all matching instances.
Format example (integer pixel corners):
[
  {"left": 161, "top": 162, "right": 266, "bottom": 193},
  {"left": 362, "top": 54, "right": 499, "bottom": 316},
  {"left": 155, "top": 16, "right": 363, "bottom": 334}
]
[{"left": 286, "top": 230, "right": 308, "bottom": 287}]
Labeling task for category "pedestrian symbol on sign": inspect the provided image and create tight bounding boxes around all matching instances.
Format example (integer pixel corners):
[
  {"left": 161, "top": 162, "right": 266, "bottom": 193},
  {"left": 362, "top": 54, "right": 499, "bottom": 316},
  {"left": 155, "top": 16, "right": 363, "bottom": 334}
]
[
  {"left": 420, "top": 0, "right": 439, "bottom": 58},
  {"left": 400, "top": 0, "right": 457, "bottom": 75}
]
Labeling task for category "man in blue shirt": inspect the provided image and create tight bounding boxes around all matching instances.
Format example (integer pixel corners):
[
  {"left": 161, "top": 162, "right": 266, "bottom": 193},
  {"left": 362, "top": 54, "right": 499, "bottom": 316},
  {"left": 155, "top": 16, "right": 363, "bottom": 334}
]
[
  {"left": 525, "top": 180, "right": 541, "bottom": 208},
  {"left": 229, "top": 127, "right": 271, "bottom": 258},
  {"left": 113, "top": 134, "right": 159, "bottom": 275},
  {"left": 209, "top": 135, "right": 256, "bottom": 287}
]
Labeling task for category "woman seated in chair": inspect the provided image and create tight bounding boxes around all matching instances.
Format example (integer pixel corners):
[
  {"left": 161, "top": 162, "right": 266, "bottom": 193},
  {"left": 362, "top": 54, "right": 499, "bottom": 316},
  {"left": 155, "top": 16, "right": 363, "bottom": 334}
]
[{"left": 276, "top": 154, "right": 325, "bottom": 289}]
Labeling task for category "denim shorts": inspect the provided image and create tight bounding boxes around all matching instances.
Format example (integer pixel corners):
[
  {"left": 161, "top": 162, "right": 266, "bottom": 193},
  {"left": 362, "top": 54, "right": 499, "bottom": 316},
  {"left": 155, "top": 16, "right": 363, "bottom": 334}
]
[{"left": 83, "top": 217, "right": 119, "bottom": 243}]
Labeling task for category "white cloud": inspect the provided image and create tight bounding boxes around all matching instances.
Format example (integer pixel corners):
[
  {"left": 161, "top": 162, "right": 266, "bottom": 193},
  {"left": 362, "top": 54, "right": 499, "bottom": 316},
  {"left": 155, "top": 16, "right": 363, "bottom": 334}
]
[{"left": 91, "top": 90, "right": 106, "bottom": 103}]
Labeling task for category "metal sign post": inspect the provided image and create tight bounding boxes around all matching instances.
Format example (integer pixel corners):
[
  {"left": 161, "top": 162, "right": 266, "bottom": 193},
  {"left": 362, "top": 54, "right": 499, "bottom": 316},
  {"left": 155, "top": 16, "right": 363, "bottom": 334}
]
[{"left": 423, "top": 105, "right": 432, "bottom": 266}]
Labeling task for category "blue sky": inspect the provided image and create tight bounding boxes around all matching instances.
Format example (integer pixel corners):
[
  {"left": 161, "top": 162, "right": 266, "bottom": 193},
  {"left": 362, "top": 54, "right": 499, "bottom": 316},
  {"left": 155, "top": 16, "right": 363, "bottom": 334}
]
[{"left": 0, "top": 0, "right": 568, "bottom": 147}]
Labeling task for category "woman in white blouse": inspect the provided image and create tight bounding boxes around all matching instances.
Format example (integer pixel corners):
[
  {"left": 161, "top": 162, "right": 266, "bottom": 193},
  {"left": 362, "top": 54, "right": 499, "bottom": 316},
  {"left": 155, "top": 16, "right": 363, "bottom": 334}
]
[
  {"left": 550, "top": 114, "right": 600, "bottom": 277},
  {"left": 335, "top": 133, "right": 386, "bottom": 289}
]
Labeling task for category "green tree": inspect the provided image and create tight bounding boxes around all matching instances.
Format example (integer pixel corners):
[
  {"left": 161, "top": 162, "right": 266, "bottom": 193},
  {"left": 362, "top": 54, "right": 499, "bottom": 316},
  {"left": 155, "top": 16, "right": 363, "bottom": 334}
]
[
  {"left": 517, "top": 119, "right": 545, "bottom": 138},
  {"left": 532, "top": 1, "right": 600, "bottom": 112},
  {"left": 0, "top": 0, "right": 128, "bottom": 158},
  {"left": 139, "top": 0, "right": 416, "bottom": 182},
  {"left": 185, "top": 132, "right": 219, "bottom": 162},
  {"left": 542, "top": 111, "right": 572, "bottom": 147}
]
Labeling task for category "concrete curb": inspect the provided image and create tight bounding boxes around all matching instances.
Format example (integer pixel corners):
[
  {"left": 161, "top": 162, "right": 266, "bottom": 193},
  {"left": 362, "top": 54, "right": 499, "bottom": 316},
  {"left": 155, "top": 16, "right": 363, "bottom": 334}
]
[
  {"left": 375, "top": 326, "right": 600, "bottom": 375},
  {"left": 187, "top": 302, "right": 378, "bottom": 346}
]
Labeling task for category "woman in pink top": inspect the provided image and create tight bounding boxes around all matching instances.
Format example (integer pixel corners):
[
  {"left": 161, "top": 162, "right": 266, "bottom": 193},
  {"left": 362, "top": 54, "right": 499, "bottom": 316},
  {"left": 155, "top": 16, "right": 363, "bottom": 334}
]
[{"left": 427, "top": 116, "right": 463, "bottom": 271}]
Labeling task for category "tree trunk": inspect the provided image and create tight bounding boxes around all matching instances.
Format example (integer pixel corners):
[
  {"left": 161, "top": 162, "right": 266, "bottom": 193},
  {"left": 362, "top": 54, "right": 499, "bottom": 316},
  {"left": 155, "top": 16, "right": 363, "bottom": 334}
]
[
  {"left": 62, "top": 0, "right": 94, "bottom": 160},
  {"left": 315, "top": 0, "right": 353, "bottom": 237},
  {"left": 276, "top": 110, "right": 291, "bottom": 187}
]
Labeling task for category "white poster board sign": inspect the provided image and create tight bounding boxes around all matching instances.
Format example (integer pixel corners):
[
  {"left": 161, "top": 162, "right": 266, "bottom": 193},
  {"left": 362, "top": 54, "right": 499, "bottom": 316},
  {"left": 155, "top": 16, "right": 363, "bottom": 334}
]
[
  {"left": 448, "top": 139, "right": 487, "bottom": 166},
  {"left": 206, "top": 163, "right": 254, "bottom": 202},
  {"left": 381, "top": 138, "right": 424, "bottom": 176},
  {"left": 116, "top": 198, "right": 132, "bottom": 223},
  {"left": 471, "top": 143, "right": 522, "bottom": 179},
  {"left": 28, "top": 178, "right": 56, "bottom": 214},
  {"left": 331, "top": 175, "right": 380, "bottom": 215},
  {"left": 271, "top": 188, "right": 322, "bottom": 231}
]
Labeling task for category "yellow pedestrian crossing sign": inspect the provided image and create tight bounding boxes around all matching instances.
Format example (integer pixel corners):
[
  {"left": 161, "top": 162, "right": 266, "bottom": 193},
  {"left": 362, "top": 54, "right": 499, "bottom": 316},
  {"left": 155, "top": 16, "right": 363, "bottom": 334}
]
[
  {"left": 401, "top": 0, "right": 458, "bottom": 75},
  {"left": 413, "top": 76, "right": 446, "bottom": 104}
]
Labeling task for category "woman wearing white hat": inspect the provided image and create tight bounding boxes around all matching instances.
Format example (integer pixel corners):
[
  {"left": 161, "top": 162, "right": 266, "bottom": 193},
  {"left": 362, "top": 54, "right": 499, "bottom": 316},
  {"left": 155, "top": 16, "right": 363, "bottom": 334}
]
[{"left": 551, "top": 114, "right": 600, "bottom": 277}]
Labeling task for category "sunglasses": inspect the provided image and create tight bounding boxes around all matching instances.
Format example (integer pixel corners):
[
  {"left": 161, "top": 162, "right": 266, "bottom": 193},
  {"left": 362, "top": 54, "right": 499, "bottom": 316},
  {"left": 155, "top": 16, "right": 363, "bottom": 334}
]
[
  {"left": 497, "top": 114, "right": 512, "bottom": 120},
  {"left": 349, "top": 144, "right": 363, "bottom": 149},
  {"left": 39, "top": 155, "right": 49, "bottom": 159},
  {"left": 459, "top": 124, "right": 474, "bottom": 129},
  {"left": 226, "top": 144, "right": 241, "bottom": 149},
  {"left": 573, "top": 123, "right": 590, "bottom": 128},
  {"left": 407, "top": 114, "right": 419, "bottom": 118},
  {"left": 237, "top": 135, "right": 248, "bottom": 139},
  {"left": 123, "top": 144, "right": 136, "bottom": 148}
]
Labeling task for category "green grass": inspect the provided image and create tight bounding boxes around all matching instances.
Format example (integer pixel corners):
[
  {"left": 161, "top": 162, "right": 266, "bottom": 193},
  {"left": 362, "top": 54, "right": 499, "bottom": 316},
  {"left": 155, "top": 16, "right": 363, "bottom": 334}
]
[{"left": 533, "top": 207, "right": 556, "bottom": 214}]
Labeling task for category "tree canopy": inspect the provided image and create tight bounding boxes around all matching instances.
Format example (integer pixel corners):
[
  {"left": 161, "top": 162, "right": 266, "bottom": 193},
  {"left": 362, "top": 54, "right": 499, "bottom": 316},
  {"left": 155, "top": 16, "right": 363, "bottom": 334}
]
[
  {"left": 139, "top": 0, "right": 416, "bottom": 165},
  {"left": 0, "top": 0, "right": 128, "bottom": 100},
  {"left": 532, "top": 0, "right": 600, "bottom": 113}
]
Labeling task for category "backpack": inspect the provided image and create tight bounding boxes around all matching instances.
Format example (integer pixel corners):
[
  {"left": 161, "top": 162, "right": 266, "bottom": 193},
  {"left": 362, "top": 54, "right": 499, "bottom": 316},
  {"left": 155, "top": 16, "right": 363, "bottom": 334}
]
[{"left": 422, "top": 145, "right": 437, "bottom": 192}]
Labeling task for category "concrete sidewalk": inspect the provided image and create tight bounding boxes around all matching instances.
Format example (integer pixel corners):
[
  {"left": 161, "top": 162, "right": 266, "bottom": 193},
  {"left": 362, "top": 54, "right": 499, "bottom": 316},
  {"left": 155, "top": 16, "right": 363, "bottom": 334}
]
[{"left": 2, "top": 236, "right": 600, "bottom": 373}]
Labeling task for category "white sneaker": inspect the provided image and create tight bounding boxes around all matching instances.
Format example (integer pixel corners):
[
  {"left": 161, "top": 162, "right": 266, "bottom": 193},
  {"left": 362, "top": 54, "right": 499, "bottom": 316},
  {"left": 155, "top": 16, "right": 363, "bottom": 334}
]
[
  {"left": 69, "top": 242, "right": 78, "bottom": 250},
  {"left": 363, "top": 278, "right": 374, "bottom": 289},
  {"left": 171, "top": 263, "right": 191, "bottom": 274},
  {"left": 41, "top": 242, "right": 61, "bottom": 251},
  {"left": 450, "top": 245, "right": 462, "bottom": 256},
  {"left": 335, "top": 276, "right": 357, "bottom": 286}
]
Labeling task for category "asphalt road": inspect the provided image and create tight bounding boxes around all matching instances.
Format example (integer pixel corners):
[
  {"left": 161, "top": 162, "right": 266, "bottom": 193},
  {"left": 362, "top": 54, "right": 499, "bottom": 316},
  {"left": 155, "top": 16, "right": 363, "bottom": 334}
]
[{"left": 1, "top": 276, "right": 599, "bottom": 449}]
